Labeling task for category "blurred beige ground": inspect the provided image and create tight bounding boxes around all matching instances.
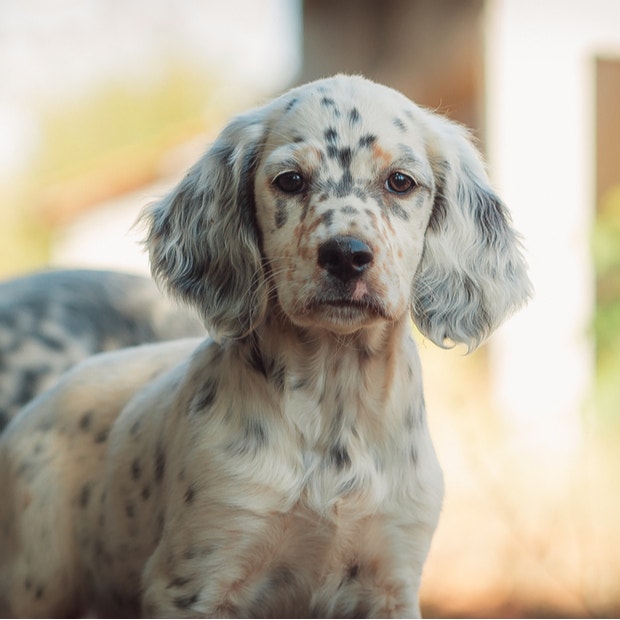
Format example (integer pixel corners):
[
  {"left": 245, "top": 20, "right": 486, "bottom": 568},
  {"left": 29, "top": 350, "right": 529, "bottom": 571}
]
[{"left": 417, "top": 339, "right": 620, "bottom": 618}]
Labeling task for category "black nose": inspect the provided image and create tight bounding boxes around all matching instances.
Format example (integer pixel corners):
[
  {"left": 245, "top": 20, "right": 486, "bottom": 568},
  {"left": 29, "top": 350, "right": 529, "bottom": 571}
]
[{"left": 317, "top": 236, "right": 374, "bottom": 283}]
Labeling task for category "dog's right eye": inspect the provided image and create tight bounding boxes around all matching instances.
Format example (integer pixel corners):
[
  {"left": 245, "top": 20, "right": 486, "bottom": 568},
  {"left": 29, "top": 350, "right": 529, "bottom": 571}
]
[{"left": 274, "top": 171, "right": 305, "bottom": 194}]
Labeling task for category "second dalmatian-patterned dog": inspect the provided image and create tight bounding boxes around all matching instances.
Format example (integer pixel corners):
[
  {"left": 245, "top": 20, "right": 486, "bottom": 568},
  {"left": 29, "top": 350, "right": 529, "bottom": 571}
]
[{"left": 0, "top": 75, "right": 531, "bottom": 617}]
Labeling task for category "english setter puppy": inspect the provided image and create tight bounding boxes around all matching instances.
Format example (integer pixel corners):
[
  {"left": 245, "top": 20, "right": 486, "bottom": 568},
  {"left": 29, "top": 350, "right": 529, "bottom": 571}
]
[
  {"left": 0, "top": 269, "right": 204, "bottom": 431},
  {"left": 0, "top": 75, "right": 531, "bottom": 618}
]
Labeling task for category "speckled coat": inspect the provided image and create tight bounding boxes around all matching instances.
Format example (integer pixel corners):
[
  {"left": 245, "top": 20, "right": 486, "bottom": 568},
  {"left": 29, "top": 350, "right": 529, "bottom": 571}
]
[{"left": 0, "top": 75, "right": 531, "bottom": 618}]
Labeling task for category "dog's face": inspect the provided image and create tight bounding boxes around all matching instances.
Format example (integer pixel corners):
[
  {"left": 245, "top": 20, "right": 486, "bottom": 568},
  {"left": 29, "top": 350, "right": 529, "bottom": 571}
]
[
  {"left": 144, "top": 75, "right": 531, "bottom": 348},
  {"left": 254, "top": 81, "right": 435, "bottom": 333}
]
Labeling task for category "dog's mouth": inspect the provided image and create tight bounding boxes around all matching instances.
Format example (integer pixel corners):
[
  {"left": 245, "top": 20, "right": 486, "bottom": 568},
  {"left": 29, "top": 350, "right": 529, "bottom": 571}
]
[{"left": 299, "top": 293, "right": 392, "bottom": 326}]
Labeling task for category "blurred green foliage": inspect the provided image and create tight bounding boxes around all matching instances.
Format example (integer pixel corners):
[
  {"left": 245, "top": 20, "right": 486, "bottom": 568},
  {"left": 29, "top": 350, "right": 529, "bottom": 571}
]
[
  {"left": 0, "top": 62, "right": 216, "bottom": 276},
  {"left": 592, "top": 185, "right": 620, "bottom": 424},
  {"left": 33, "top": 62, "right": 215, "bottom": 187}
]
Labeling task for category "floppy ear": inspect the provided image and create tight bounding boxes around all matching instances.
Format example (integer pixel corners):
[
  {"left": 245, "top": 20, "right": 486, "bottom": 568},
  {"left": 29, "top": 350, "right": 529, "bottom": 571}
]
[
  {"left": 412, "top": 115, "right": 532, "bottom": 351},
  {"left": 141, "top": 107, "right": 271, "bottom": 340}
]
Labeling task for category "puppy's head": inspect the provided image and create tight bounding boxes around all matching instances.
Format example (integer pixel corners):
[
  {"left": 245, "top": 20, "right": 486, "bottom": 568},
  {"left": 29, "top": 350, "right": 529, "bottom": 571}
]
[{"left": 142, "top": 75, "right": 531, "bottom": 348}]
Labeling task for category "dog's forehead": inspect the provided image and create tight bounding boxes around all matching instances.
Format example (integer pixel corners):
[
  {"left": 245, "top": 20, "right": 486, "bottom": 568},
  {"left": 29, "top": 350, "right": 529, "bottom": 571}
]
[{"left": 268, "top": 76, "right": 423, "bottom": 147}]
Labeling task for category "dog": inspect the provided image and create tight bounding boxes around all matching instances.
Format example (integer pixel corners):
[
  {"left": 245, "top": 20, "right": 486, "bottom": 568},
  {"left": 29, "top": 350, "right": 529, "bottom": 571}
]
[
  {"left": 0, "top": 269, "right": 204, "bottom": 431},
  {"left": 0, "top": 75, "right": 531, "bottom": 618}
]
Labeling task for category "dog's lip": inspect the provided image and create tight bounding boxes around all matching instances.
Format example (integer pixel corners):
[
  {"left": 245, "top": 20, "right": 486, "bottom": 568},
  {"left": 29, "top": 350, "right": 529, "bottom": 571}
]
[{"left": 304, "top": 295, "right": 389, "bottom": 319}]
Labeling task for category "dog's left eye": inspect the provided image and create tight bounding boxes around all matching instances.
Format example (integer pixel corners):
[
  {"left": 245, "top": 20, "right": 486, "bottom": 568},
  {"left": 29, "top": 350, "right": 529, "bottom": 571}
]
[
  {"left": 274, "top": 171, "right": 305, "bottom": 194},
  {"left": 386, "top": 171, "right": 415, "bottom": 194}
]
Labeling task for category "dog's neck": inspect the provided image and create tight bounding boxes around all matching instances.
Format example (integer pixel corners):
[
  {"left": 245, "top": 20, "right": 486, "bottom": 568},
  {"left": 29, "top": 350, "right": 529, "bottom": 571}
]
[{"left": 236, "top": 310, "right": 422, "bottom": 447}]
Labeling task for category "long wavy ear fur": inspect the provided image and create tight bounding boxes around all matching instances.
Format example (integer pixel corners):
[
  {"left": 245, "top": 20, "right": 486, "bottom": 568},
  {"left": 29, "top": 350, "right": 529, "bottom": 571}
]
[
  {"left": 412, "top": 114, "right": 532, "bottom": 351},
  {"left": 141, "top": 108, "right": 271, "bottom": 340}
]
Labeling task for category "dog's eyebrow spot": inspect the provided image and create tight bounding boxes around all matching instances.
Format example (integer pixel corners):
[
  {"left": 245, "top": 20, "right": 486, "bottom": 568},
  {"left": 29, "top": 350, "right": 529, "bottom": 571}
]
[
  {"left": 340, "top": 205, "right": 359, "bottom": 216},
  {"left": 358, "top": 134, "right": 377, "bottom": 149}
]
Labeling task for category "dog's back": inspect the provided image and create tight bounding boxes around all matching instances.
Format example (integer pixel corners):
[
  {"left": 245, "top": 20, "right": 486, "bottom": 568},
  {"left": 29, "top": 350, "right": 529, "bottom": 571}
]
[
  {"left": 0, "top": 338, "right": 200, "bottom": 617},
  {"left": 0, "top": 269, "right": 204, "bottom": 431}
]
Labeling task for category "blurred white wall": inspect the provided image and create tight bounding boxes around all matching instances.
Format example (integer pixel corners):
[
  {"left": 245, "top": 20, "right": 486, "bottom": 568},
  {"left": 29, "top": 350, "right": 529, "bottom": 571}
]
[{"left": 485, "top": 0, "right": 620, "bottom": 457}]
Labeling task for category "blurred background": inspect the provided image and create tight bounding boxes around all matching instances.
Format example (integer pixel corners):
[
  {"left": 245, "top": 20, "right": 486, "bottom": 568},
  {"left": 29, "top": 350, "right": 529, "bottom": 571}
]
[{"left": 1, "top": 0, "right": 619, "bottom": 616}]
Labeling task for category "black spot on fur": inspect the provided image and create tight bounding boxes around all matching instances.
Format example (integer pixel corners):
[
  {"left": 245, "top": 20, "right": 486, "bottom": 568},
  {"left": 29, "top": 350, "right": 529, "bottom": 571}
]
[
  {"left": 324, "top": 127, "right": 338, "bottom": 144},
  {"left": 330, "top": 445, "right": 351, "bottom": 469},
  {"left": 174, "top": 593, "right": 199, "bottom": 610},
  {"left": 340, "top": 205, "right": 358, "bottom": 216},
  {"left": 348, "top": 107, "right": 361, "bottom": 124},
  {"left": 184, "top": 484, "right": 196, "bottom": 504},
  {"left": 285, "top": 97, "right": 298, "bottom": 112},
  {"left": 192, "top": 378, "right": 218, "bottom": 413},
  {"left": 321, "top": 97, "right": 341, "bottom": 117},
  {"left": 79, "top": 412, "right": 92, "bottom": 432},
  {"left": 243, "top": 417, "right": 268, "bottom": 448},
  {"left": 131, "top": 459, "right": 141, "bottom": 481},
  {"left": 246, "top": 336, "right": 285, "bottom": 391},
  {"left": 347, "top": 563, "right": 360, "bottom": 581},
  {"left": 358, "top": 134, "right": 377, "bottom": 148},
  {"left": 338, "top": 170, "right": 354, "bottom": 197},
  {"left": 387, "top": 199, "right": 409, "bottom": 221},
  {"left": 393, "top": 117, "right": 407, "bottom": 132},
  {"left": 338, "top": 147, "right": 352, "bottom": 169},
  {"left": 94, "top": 428, "right": 109, "bottom": 444},
  {"left": 321, "top": 209, "right": 334, "bottom": 227}
]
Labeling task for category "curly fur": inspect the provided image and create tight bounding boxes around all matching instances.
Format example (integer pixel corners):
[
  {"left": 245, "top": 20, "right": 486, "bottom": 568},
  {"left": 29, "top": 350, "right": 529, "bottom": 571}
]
[{"left": 0, "top": 75, "right": 530, "bottom": 618}]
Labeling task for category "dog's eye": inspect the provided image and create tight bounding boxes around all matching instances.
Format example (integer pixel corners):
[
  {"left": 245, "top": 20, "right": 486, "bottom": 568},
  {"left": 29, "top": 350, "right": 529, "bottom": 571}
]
[
  {"left": 274, "top": 171, "right": 305, "bottom": 194},
  {"left": 386, "top": 171, "right": 415, "bottom": 194}
]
